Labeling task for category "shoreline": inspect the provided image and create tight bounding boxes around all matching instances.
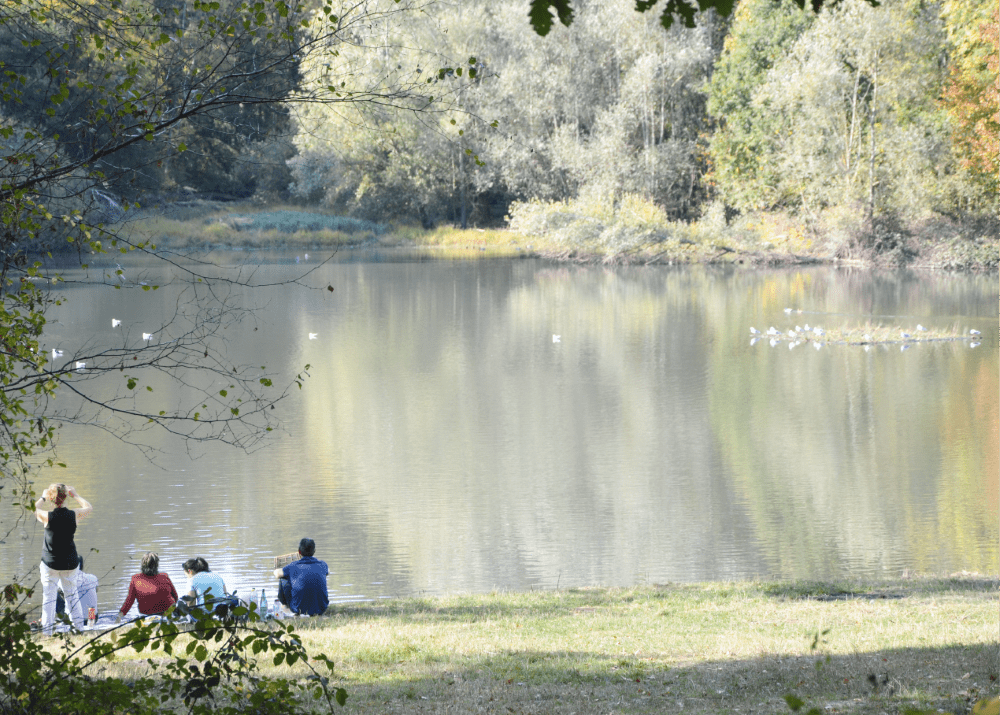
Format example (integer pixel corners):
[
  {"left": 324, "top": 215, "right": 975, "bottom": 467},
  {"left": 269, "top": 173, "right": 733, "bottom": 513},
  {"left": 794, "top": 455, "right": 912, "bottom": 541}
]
[{"left": 97, "top": 202, "right": 999, "bottom": 272}]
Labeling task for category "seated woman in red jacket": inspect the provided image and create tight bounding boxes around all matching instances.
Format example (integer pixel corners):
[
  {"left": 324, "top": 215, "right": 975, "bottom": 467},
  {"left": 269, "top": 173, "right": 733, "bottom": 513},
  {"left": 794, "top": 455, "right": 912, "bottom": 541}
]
[{"left": 116, "top": 552, "right": 179, "bottom": 621}]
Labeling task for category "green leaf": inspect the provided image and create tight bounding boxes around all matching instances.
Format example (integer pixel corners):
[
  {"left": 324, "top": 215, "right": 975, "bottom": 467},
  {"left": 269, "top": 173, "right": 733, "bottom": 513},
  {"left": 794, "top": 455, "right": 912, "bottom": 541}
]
[
  {"left": 784, "top": 694, "right": 805, "bottom": 711},
  {"left": 219, "top": 389, "right": 227, "bottom": 397},
  {"left": 528, "top": 0, "right": 574, "bottom": 36}
]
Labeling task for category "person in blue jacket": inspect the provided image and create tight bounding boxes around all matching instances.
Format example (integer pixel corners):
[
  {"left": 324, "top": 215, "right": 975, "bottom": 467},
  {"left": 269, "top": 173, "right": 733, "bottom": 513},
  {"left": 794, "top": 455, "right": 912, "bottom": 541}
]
[{"left": 273, "top": 538, "right": 329, "bottom": 616}]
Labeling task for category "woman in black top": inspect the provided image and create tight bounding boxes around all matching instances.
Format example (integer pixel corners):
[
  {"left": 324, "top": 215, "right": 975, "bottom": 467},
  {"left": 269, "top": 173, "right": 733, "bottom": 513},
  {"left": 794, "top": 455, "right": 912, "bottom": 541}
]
[{"left": 35, "top": 483, "right": 93, "bottom": 633}]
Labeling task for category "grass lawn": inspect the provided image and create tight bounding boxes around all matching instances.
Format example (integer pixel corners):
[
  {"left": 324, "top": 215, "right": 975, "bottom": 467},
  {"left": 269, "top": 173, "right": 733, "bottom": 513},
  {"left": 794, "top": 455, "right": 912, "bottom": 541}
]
[
  {"left": 301, "top": 579, "right": 998, "bottom": 714},
  {"left": 82, "top": 577, "right": 998, "bottom": 714}
]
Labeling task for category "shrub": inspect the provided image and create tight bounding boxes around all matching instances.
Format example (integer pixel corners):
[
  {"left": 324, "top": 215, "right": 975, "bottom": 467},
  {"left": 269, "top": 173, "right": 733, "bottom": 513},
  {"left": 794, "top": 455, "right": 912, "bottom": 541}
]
[
  {"left": 507, "top": 195, "right": 673, "bottom": 253},
  {"left": 0, "top": 583, "right": 347, "bottom": 715}
]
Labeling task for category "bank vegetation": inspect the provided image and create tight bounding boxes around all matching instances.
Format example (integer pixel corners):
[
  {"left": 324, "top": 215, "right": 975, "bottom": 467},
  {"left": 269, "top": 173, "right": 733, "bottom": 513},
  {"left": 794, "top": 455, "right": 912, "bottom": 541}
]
[{"left": 126, "top": 200, "right": 998, "bottom": 272}]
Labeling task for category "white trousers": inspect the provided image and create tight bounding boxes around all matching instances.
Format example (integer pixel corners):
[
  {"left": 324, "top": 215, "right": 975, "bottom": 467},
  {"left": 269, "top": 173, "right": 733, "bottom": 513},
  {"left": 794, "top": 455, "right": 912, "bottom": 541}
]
[{"left": 40, "top": 561, "right": 83, "bottom": 632}]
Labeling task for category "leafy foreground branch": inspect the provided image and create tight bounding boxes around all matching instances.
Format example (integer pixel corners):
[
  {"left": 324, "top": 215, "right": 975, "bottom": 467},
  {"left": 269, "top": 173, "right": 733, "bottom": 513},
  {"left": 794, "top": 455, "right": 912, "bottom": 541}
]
[{"left": 0, "top": 583, "right": 346, "bottom": 715}]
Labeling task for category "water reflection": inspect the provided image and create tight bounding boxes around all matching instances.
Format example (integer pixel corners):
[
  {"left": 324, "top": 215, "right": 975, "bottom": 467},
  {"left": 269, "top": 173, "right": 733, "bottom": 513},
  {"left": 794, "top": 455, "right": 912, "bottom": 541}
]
[{"left": 2, "top": 255, "right": 996, "bottom": 614}]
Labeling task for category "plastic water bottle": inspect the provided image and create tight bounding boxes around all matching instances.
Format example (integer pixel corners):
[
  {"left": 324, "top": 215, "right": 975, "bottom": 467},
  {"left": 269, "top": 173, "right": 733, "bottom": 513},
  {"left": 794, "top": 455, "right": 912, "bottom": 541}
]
[
  {"left": 259, "top": 589, "right": 268, "bottom": 618},
  {"left": 250, "top": 588, "right": 257, "bottom": 614},
  {"left": 272, "top": 598, "right": 281, "bottom": 619}
]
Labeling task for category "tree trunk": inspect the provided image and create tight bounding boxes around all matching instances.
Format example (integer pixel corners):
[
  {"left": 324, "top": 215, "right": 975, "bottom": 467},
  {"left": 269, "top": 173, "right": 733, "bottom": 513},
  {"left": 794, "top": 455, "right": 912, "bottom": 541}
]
[
  {"left": 459, "top": 146, "right": 467, "bottom": 230},
  {"left": 867, "top": 51, "right": 878, "bottom": 221}
]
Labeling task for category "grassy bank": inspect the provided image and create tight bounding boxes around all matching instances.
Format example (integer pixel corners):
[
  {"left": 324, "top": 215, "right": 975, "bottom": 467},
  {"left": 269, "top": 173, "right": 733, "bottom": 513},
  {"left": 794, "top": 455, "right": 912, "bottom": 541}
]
[
  {"left": 69, "top": 578, "right": 998, "bottom": 714},
  {"left": 123, "top": 202, "right": 387, "bottom": 250},
  {"left": 122, "top": 200, "right": 999, "bottom": 271}
]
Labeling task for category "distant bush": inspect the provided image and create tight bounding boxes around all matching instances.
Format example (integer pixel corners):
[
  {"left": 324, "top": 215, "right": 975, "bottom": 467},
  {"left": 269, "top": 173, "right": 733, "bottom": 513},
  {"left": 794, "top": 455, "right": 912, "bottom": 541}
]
[
  {"left": 203, "top": 222, "right": 239, "bottom": 241},
  {"left": 508, "top": 195, "right": 674, "bottom": 253}
]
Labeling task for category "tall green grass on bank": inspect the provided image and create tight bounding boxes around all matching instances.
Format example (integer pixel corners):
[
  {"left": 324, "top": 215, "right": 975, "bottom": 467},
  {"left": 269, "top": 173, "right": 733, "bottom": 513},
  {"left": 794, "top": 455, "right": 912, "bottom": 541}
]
[{"left": 74, "top": 578, "right": 998, "bottom": 715}]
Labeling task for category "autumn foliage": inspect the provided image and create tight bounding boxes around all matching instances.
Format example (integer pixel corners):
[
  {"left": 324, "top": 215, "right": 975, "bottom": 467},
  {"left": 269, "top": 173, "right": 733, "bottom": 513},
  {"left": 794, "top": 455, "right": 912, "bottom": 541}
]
[{"left": 942, "top": 5, "right": 1000, "bottom": 196}]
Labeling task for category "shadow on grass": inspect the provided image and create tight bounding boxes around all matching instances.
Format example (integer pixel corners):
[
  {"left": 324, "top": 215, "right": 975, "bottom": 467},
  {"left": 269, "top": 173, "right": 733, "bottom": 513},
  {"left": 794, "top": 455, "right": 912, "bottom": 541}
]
[
  {"left": 340, "top": 642, "right": 998, "bottom": 715},
  {"left": 322, "top": 580, "right": 998, "bottom": 714}
]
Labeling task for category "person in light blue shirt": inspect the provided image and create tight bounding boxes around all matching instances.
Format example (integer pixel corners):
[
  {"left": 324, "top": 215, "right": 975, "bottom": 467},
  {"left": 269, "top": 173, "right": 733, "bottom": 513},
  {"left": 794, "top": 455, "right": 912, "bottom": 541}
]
[
  {"left": 181, "top": 557, "right": 228, "bottom": 607},
  {"left": 272, "top": 538, "right": 329, "bottom": 616}
]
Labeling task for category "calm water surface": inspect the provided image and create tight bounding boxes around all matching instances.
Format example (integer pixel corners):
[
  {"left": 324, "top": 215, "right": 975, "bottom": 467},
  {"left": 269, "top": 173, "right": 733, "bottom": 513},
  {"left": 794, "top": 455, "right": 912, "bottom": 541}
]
[{"left": 3, "top": 252, "right": 996, "bottom": 613}]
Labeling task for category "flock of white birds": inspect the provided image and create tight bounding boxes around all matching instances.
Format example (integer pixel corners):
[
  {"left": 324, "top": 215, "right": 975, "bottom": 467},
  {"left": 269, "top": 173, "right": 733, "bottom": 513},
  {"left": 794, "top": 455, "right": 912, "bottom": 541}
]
[{"left": 749, "top": 308, "right": 982, "bottom": 351}]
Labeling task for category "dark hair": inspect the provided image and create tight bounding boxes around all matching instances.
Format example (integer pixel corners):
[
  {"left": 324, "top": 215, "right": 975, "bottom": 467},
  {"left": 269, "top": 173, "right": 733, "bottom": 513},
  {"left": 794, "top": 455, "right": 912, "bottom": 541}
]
[
  {"left": 141, "top": 552, "right": 159, "bottom": 577},
  {"left": 183, "top": 557, "right": 210, "bottom": 574},
  {"left": 78, "top": 554, "right": 85, "bottom": 571},
  {"left": 298, "top": 538, "right": 316, "bottom": 558}
]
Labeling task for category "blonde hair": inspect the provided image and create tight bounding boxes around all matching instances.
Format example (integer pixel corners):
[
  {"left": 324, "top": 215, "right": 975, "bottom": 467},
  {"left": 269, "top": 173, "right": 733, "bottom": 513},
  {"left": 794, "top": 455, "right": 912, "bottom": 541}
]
[{"left": 43, "top": 483, "right": 68, "bottom": 507}]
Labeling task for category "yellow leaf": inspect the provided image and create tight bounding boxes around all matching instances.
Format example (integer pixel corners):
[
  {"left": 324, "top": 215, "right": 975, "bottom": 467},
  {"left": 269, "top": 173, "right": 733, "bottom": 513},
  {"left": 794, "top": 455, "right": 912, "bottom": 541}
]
[{"left": 973, "top": 697, "right": 1000, "bottom": 715}]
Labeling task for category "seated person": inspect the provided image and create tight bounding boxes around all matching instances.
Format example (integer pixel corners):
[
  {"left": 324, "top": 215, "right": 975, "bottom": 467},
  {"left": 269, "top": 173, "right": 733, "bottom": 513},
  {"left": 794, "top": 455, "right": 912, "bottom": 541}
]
[
  {"left": 56, "top": 555, "right": 98, "bottom": 620},
  {"left": 117, "top": 552, "right": 179, "bottom": 621},
  {"left": 181, "top": 557, "right": 233, "bottom": 615},
  {"left": 272, "top": 538, "right": 329, "bottom": 616}
]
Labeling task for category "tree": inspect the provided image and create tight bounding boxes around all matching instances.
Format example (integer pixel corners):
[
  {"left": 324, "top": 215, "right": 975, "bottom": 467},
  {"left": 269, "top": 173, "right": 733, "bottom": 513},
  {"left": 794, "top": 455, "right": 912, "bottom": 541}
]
[
  {"left": 482, "top": 0, "right": 720, "bottom": 217},
  {"left": 940, "top": 0, "right": 999, "bottom": 203},
  {"left": 290, "top": 0, "right": 721, "bottom": 223},
  {"left": 730, "top": 0, "right": 951, "bottom": 219},
  {"left": 705, "top": 0, "right": 815, "bottom": 211},
  {"left": 288, "top": 0, "right": 491, "bottom": 225}
]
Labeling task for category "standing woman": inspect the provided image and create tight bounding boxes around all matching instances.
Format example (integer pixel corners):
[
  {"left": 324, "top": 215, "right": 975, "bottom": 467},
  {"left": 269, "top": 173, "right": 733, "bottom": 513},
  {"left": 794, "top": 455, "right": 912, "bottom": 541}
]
[{"left": 35, "top": 483, "right": 92, "bottom": 633}]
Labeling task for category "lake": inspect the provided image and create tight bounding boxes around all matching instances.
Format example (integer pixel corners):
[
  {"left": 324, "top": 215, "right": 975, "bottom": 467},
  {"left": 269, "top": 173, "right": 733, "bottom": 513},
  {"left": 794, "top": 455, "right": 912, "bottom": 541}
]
[{"left": 3, "top": 250, "right": 996, "bottom": 614}]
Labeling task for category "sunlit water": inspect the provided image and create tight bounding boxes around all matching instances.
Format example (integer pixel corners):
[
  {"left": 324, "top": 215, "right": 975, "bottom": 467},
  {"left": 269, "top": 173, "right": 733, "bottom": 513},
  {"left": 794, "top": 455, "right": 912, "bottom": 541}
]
[{"left": 2, "top": 251, "right": 996, "bottom": 615}]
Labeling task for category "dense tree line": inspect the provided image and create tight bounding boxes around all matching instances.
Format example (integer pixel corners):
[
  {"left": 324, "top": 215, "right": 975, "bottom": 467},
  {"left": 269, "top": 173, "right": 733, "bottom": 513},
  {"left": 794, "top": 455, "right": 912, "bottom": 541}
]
[
  {"left": 5, "top": 0, "right": 992, "bottom": 227},
  {"left": 289, "top": 0, "right": 727, "bottom": 225},
  {"left": 285, "top": 0, "right": 995, "bottom": 229}
]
